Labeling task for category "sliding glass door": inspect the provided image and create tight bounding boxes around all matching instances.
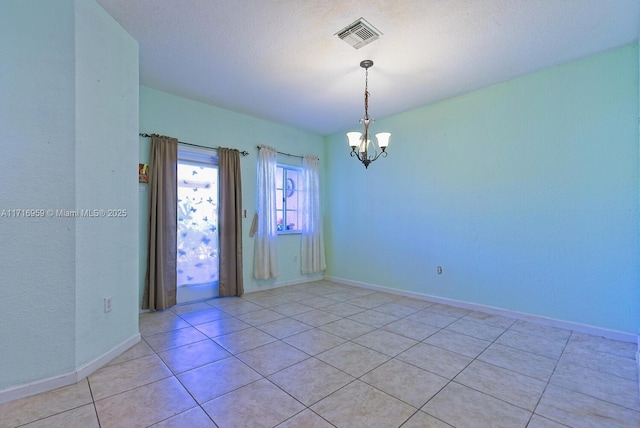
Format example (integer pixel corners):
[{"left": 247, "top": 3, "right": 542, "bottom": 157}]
[{"left": 176, "top": 148, "right": 219, "bottom": 303}]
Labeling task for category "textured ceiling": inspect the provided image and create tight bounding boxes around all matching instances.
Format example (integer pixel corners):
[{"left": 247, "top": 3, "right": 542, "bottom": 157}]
[{"left": 96, "top": 0, "right": 640, "bottom": 135}]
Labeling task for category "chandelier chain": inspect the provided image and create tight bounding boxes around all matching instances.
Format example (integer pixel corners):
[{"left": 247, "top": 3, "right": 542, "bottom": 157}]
[{"left": 364, "top": 67, "right": 369, "bottom": 119}]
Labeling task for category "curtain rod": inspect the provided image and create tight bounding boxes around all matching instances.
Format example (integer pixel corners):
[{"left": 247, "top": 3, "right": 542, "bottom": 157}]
[
  {"left": 140, "top": 133, "right": 249, "bottom": 156},
  {"left": 256, "top": 145, "right": 303, "bottom": 159}
]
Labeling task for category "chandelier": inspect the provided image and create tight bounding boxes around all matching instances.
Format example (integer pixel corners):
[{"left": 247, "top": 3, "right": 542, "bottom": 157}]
[{"left": 347, "top": 60, "right": 390, "bottom": 169}]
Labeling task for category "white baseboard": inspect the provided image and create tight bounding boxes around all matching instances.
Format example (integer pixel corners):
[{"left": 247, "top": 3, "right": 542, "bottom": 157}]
[
  {"left": 637, "top": 340, "right": 640, "bottom": 397},
  {"left": 0, "top": 372, "right": 79, "bottom": 406},
  {"left": 76, "top": 334, "right": 141, "bottom": 381},
  {"left": 0, "top": 333, "right": 140, "bottom": 405},
  {"left": 325, "top": 276, "right": 638, "bottom": 344}
]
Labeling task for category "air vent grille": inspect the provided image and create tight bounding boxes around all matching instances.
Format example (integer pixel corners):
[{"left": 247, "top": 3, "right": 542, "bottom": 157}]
[{"left": 336, "top": 18, "right": 381, "bottom": 49}]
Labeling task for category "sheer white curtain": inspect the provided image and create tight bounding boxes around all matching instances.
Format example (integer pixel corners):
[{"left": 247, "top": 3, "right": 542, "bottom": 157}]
[
  {"left": 301, "top": 155, "right": 326, "bottom": 274},
  {"left": 254, "top": 145, "right": 278, "bottom": 279}
]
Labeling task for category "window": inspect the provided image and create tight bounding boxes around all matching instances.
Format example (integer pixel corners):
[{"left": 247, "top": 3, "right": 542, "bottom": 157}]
[{"left": 276, "top": 164, "right": 301, "bottom": 233}]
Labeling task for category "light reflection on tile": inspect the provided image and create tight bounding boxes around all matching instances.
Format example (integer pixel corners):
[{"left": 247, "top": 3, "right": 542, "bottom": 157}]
[
  {"left": 213, "top": 326, "right": 276, "bottom": 354},
  {"left": 4, "top": 280, "right": 637, "bottom": 428},
  {"left": 144, "top": 326, "right": 208, "bottom": 352},
  {"left": 158, "top": 339, "right": 230, "bottom": 374},
  {"left": 194, "top": 316, "right": 251, "bottom": 338},
  {"left": 177, "top": 307, "right": 228, "bottom": 325},
  {"left": 139, "top": 311, "right": 190, "bottom": 337},
  {"left": 177, "top": 357, "right": 261, "bottom": 403}
]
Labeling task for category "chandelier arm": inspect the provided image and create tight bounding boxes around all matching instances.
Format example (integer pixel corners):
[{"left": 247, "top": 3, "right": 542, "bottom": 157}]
[
  {"left": 368, "top": 148, "right": 382, "bottom": 162},
  {"left": 350, "top": 148, "right": 365, "bottom": 162}
]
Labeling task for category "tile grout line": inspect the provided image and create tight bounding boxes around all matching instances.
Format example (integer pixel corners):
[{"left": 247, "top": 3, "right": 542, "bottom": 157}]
[
  {"left": 525, "top": 329, "right": 573, "bottom": 427},
  {"left": 85, "top": 378, "right": 102, "bottom": 428},
  {"left": 74, "top": 282, "right": 639, "bottom": 427}
]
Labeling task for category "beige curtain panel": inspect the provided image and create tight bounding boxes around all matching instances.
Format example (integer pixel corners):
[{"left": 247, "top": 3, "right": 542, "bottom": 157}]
[
  {"left": 301, "top": 155, "right": 326, "bottom": 274},
  {"left": 218, "top": 148, "right": 244, "bottom": 297},
  {"left": 254, "top": 145, "right": 278, "bottom": 279},
  {"left": 142, "top": 134, "right": 178, "bottom": 311}
]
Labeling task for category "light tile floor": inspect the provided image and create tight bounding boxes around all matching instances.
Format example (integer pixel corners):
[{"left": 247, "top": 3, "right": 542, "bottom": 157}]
[{"left": 2, "top": 280, "right": 639, "bottom": 427}]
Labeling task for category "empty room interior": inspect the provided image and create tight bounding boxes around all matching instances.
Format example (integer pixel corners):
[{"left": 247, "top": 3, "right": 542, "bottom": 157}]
[{"left": 1, "top": 1, "right": 640, "bottom": 427}]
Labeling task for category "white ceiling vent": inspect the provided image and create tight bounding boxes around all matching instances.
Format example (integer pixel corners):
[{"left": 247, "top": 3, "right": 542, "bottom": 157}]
[{"left": 336, "top": 18, "right": 381, "bottom": 49}]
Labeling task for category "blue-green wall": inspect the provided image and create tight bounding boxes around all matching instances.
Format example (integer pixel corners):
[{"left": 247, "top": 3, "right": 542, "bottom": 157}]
[
  {"left": 1, "top": 0, "right": 77, "bottom": 391},
  {"left": 74, "top": 0, "right": 139, "bottom": 368},
  {"left": 0, "top": 0, "right": 139, "bottom": 394},
  {"left": 1, "top": 0, "right": 637, "bottom": 400},
  {"left": 138, "top": 86, "right": 324, "bottom": 301},
  {"left": 325, "top": 43, "right": 639, "bottom": 335}
]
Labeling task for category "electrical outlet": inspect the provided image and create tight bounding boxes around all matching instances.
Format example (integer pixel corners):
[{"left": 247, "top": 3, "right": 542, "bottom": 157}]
[
  {"left": 437, "top": 266, "right": 443, "bottom": 275},
  {"left": 292, "top": 255, "right": 298, "bottom": 263},
  {"left": 104, "top": 297, "right": 112, "bottom": 313}
]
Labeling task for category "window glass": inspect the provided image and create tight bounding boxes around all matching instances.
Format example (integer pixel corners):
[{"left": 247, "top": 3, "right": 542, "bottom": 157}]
[{"left": 276, "top": 165, "right": 302, "bottom": 233}]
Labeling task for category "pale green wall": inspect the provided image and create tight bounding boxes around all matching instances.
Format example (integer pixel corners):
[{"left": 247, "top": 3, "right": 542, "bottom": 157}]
[
  {"left": 0, "top": 0, "right": 77, "bottom": 389},
  {"left": 0, "top": 0, "right": 139, "bottom": 392},
  {"left": 74, "top": 0, "right": 139, "bottom": 367},
  {"left": 139, "top": 87, "right": 324, "bottom": 302},
  {"left": 325, "top": 43, "right": 640, "bottom": 334},
  {"left": 1, "top": 0, "right": 636, "bottom": 399}
]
